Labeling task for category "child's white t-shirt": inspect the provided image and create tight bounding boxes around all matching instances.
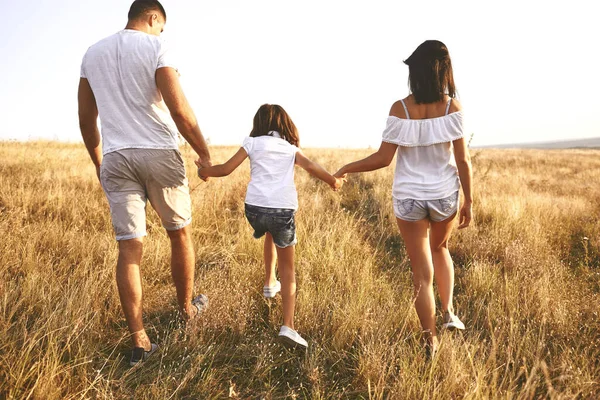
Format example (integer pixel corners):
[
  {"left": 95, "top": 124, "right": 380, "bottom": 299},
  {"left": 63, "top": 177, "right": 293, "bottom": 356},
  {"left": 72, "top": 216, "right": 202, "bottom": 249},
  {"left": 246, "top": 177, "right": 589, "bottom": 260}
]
[
  {"left": 80, "top": 30, "right": 180, "bottom": 156},
  {"left": 242, "top": 133, "right": 300, "bottom": 210}
]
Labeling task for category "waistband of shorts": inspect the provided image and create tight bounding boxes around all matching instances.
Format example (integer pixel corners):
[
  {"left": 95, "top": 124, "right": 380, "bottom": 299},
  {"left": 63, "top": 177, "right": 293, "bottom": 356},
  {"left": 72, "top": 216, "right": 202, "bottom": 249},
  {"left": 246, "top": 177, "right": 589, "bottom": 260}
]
[
  {"left": 103, "top": 145, "right": 180, "bottom": 156},
  {"left": 245, "top": 203, "right": 295, "bottom": 214},
  {"left": 392, "top": 189, "right": 459, "bottom": 202}
]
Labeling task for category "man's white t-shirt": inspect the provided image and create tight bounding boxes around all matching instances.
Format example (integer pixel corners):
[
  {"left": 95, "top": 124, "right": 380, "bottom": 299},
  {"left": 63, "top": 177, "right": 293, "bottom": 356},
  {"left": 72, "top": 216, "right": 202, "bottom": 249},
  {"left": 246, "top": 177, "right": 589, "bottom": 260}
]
[
  {"left": 80, "top": 29, "right": 179, "bottom": 155},
  {"left": 242, "top": 133, "right": 300, "bottom": 210}
]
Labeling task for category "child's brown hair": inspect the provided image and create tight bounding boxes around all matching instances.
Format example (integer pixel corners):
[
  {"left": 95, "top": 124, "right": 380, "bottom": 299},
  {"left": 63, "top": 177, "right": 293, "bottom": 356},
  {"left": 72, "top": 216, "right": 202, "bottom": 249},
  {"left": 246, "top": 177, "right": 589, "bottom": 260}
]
[{"left": 250, "top": 104, "right": 300, "bottom": 147}]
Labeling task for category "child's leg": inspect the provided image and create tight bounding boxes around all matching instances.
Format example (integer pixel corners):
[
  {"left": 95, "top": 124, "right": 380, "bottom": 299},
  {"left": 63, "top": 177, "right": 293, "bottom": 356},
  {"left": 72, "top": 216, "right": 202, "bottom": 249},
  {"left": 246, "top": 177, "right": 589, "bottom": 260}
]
[
  {"left": 275, "top": 244, "right": 296, "bottom": 329},
  {"left": 264, "top": 232, "right": 278, "bottom": 287}
]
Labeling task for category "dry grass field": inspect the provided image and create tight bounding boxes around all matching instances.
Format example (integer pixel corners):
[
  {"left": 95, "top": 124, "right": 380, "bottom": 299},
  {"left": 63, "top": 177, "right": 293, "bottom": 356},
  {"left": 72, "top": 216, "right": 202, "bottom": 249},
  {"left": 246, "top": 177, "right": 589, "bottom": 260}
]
[{"left": 1, "top": 141, "right": 599, "bottom": 399}]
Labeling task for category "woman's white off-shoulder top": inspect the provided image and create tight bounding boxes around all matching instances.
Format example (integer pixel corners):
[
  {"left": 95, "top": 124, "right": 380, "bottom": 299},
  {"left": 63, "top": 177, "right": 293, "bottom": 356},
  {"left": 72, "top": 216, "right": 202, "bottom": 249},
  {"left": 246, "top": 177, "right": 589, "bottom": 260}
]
[{"left": 381, "top": 110, "right": 465, "bottom": 200}]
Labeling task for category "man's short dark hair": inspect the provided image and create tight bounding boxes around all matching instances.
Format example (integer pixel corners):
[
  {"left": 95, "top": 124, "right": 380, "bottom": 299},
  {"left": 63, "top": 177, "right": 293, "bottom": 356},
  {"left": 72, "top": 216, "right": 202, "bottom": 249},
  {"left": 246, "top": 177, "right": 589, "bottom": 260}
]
[{"left": 128, "top": 0, "right": 167, "bottom": 22}]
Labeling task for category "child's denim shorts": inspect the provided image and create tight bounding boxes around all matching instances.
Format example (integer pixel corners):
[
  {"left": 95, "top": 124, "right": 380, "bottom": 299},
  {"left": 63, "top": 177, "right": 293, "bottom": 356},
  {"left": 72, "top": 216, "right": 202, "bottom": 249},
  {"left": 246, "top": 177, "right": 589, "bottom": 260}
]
[
  {"left": 244, "top": 204, "right": 297, "bottom": 248},
  {"left": 393, "top": 191, "right": 459, "bottom": 222}
]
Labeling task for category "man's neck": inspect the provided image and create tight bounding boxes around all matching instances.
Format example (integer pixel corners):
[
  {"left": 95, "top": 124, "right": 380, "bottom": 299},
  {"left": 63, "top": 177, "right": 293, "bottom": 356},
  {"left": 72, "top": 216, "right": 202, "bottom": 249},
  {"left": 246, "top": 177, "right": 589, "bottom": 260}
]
[{"left": 124, "top": 21, "right": 150, "bottom": 35}]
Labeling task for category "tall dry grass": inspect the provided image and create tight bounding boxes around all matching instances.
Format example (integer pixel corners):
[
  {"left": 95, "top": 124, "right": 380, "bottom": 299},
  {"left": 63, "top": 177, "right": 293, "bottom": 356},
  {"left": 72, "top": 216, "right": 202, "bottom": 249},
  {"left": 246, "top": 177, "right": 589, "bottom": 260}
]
[{"left": 0, "top": 141, "right": 598, "bottom": 399}]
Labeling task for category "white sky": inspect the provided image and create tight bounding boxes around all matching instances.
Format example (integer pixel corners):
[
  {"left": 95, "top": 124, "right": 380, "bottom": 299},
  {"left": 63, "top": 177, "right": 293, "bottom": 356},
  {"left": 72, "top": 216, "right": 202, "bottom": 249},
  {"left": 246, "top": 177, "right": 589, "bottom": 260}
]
[{"left": 0, "top": 0, "right": 598, "bottom": 148}]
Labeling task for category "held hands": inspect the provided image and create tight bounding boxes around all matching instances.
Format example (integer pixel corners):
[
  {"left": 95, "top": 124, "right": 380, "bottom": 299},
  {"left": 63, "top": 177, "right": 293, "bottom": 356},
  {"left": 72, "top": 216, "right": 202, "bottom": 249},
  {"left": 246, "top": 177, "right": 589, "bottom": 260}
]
[
  {"left": 195, "top": 158, "right": 212, "bottom": 182},
  {"left": 330, "top": 167, "right": 348, "bottom": 191},
  {"left": 331, "top": 174, "right": 347, "bottom": 191},
  {"left": 458, "top": 202, "right": 472, "bottom": 229}
]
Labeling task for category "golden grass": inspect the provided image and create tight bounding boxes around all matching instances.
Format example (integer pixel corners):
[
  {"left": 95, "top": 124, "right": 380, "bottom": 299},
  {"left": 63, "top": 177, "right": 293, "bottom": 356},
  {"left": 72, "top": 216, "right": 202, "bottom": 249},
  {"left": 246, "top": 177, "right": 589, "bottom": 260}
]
[{"left": 1, "top": 141, "right": 599, "bottom": 399}]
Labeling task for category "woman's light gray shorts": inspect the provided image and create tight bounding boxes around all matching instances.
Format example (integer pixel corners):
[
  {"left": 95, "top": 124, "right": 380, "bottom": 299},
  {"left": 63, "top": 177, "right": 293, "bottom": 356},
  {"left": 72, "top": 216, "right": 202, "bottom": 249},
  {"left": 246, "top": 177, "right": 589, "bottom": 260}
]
[{"left": 393, "top": 191, "right": 459, "bottom": 222}]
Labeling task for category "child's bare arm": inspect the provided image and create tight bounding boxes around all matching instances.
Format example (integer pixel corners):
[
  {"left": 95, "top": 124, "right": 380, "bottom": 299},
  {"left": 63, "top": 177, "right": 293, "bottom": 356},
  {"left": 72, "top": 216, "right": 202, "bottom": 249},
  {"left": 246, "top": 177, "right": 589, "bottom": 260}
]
[
  {"left": 334, "top": 141, "right": 397, "bottom": 177},
  {"left": 295, "top": 151, "right": 346, "bottom": 190},
  {"left": 196, "top": 147, "right": 248, "bottom": 180}
]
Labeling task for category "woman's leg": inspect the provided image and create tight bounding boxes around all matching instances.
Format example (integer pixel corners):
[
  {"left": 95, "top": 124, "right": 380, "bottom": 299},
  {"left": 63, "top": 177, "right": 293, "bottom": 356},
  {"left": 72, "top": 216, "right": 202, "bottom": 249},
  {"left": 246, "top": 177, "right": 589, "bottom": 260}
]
[
  {"left": 429, "top": 213, "right": 457, "bottom": 314},
  {"left": 275, "top": 245, "right": 296, "bottom": 329},
  {"left": 263, "top": 232, "right": 278, "bottom": 287},
  {"left": 395, "top": 218, "right": 437, "bottom": 340}
]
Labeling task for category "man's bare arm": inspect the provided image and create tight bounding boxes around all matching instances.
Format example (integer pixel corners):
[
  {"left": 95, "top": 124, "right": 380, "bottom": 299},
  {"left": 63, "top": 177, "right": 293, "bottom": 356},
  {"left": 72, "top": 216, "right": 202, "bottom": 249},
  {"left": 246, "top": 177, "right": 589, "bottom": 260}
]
[
  {"left": 155, "top": 67, "right": 211, "bottom": 166},
  {"left": 78, "top": 78, "right": 102, "bottom": 180}
]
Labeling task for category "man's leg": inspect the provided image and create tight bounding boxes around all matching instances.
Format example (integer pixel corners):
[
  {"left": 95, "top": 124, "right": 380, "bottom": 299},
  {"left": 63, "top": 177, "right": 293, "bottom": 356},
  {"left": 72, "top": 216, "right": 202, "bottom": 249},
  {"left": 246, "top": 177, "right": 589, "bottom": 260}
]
[
  {"left": 116, "top": 238, "right": 151, "bottom": 350},
  {"left": 167, "top": 225, "right": 196, "bottom": 319}
]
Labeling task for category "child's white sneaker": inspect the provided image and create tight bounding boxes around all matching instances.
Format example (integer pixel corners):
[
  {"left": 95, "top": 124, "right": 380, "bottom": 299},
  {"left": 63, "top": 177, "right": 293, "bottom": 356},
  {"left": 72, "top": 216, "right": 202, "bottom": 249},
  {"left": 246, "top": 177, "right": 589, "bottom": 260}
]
[
  {"left": 442, "top": 311, "right": 465, "bottom": 330},
  {"left": 263, "top": 280, "right": 281, "bottom": 298},
  {"left": 278, "top": 326, "right": 308, "bottom": 349}
]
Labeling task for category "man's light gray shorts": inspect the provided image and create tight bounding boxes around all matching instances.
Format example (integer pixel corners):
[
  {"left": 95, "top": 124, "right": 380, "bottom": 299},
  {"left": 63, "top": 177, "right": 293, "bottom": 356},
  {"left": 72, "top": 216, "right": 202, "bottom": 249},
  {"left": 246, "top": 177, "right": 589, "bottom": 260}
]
[
  {"left": 100, "top": 149, "right": 192, "bottom": 241},
  {"left": 393, "top": 191, "right": 459, "bottom": 222}
]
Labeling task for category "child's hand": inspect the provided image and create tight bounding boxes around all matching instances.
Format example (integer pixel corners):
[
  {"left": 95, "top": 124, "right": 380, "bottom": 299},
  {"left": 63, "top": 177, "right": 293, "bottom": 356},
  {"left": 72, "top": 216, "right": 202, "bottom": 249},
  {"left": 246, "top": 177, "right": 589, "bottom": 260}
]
[
  {"left": 195, "top": 159, "right": 212, "bottom": 182},
  {"left": 197, "top": 167, "right": 209, "bottom": 182},
  {"left": 331, "top": 174, "right": 347, "bottom": 191}
]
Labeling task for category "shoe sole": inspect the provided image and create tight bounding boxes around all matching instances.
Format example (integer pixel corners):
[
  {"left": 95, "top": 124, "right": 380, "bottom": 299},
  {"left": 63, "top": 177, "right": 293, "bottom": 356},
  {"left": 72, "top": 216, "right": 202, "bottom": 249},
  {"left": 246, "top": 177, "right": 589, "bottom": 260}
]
[
  {"left": 263, "top": 290, "right": 280, "bottom": 298},
  {"left": 263, "top": 282, "right": 281, "bottom": 298},
  {"left": 278, "top": 334, "right": 308, "bottom": 349}
]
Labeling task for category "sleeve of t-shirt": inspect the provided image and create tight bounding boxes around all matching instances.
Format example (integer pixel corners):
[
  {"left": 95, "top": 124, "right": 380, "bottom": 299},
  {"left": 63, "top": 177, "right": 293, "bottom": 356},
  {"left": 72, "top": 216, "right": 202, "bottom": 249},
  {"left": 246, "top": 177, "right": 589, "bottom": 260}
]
[
  {"left": 157, "top": 40, "right": 178, "bottom": 71},
  {"left": 80, "top": 53, "right": 87, "bottom": 78},
  {"left": 242, "top": 137, "right": 253, "bottom": 156}
]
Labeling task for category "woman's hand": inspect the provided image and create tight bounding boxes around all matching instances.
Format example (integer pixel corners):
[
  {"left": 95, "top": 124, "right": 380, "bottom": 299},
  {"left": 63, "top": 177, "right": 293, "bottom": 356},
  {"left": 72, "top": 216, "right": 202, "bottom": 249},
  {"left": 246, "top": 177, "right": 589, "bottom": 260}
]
[
  {"left": 333, "top": 167, "right": 347, "bottom": 179},
  {"left": 458, "top": 202, "right": 472, "bottom": 229}
]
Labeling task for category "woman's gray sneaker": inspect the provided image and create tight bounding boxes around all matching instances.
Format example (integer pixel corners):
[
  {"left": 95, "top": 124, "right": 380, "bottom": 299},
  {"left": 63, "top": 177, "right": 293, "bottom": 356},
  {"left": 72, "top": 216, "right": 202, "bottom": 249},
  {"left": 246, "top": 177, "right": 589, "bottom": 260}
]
[{"left": 191, "top": 294, "right": 209, "bottom": 316}]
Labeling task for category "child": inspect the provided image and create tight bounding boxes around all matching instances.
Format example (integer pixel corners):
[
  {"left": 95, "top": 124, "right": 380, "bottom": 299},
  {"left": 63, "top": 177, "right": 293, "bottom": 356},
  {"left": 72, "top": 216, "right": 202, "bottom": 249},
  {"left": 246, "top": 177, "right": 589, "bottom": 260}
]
[{"left": 197, "top": 104, "right": 346, "bottom": 348}]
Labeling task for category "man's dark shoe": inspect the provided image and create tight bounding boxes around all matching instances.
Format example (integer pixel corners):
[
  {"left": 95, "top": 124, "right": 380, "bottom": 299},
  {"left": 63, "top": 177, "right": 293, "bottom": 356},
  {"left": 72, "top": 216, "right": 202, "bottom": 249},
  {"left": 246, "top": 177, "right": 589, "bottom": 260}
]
[{"left": 129, "top": 343, "right": 159, "bottom": 367}]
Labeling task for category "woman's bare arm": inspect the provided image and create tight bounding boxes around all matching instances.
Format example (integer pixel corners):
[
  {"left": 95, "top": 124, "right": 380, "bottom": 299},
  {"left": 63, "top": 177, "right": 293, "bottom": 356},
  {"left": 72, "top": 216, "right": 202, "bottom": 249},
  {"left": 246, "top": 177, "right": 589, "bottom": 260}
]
[
  {"left": 453, "top": 137, "right": 473, "bottom": 229},
  {"left": 334, "top": 141, "right": 397, "bottom": 177}
]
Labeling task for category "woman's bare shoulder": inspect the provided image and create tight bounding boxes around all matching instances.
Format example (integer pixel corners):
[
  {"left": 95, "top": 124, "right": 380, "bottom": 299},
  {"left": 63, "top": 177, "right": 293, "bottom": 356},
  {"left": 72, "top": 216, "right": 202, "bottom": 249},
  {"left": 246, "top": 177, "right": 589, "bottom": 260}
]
[
  {"left": 448, "top": 98, "right": 463, "bottom": 113},
  {"left": 389, "top": 97, "right": 410, "bottom": 119}
]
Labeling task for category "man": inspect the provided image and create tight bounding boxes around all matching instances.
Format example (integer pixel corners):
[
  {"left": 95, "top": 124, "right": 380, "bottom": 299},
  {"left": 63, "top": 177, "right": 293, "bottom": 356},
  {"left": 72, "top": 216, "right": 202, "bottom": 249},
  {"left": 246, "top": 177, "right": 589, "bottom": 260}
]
[{"left": 78, "top": 0, "right": 211, "bottom": 367}]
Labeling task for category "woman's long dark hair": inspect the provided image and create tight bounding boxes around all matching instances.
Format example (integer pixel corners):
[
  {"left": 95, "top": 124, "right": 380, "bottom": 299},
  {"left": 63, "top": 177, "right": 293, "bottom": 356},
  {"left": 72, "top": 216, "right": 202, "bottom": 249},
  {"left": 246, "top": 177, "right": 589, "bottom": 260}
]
[
  {"left": 250, "top": 104, "right": 300, "bottom": 147},
  {"left": 404, "top": 40, "right": 456, "bottom": 104}
]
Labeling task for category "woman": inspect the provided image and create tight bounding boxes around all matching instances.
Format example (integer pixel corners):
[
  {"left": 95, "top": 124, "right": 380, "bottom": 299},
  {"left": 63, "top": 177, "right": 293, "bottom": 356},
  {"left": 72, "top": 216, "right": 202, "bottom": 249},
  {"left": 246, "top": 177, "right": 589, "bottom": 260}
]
[{"left": 335, "top": 40, "right": 473, "bottom": 356}]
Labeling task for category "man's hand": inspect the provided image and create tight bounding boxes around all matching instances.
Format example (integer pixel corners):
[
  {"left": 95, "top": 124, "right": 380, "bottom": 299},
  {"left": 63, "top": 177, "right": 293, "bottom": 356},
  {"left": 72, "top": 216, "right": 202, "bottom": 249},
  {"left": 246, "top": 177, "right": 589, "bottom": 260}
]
[{"left": 195, "top": 159, "right": 212, "bottom": 182}]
